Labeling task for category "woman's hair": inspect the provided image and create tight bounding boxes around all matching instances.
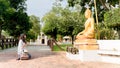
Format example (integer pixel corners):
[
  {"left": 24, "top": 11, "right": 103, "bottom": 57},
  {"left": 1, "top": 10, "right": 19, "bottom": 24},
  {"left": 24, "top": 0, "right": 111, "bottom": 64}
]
[{"left": 19, "top": 33, "right": 27, "bottom": 43}]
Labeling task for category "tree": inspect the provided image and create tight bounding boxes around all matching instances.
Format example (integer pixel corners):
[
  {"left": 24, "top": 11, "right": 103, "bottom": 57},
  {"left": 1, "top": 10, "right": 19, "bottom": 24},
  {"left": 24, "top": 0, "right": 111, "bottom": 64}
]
[
  {"left": 42, "top": 11, "right": 59, "bottom": 39},
  {"left": 67, "top": 0, "right": 120, "bottom": 22},
  {"left": 9, "top": 0, "right": 27, "bottom": 10},
  {"left": 104, "top": 8, "right": 120, "bottom": 30},
  {"left": 28, "top": 15, "right": 41, "bottom": 40},
  {"left": 0, "top": 0, "right": 32, "bottom": 38},
  {"left": 42, "top": 11, "right": 65, "bottom": 50},
  {"left": 4, "top": 11, "right": 32, "bottom": 37},
  {"left": 42, "top": 2, "right": 85, "bottom": 44},
  {"left": 0, "top": 0, "right": 10, "bottom": 38},
  {"left": 104, "top": 8, "right": 120, "bottom": 39},
  {"left": 58, "top": 7, "right": 85, "bottom": 44}
]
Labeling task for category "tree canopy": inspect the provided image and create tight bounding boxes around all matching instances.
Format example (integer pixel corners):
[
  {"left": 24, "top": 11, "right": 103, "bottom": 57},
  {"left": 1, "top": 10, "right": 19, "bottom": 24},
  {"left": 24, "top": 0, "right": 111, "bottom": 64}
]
[
  {"left": 0, "top": 0, "right": 10, "bottom": 38},
  {"left": 0, "top": 0, "right": 32, "bottom": 38},
  {"left": 27, "top": 15, "right": 41, "bottom": 40},
  {"left": 67, "top": 0, "right": 120, "bottom": 22},
  {"left": 42, "top": 2, "right": 85, "bottom": 43},
  {"left": 42, "top": 11, "right": 59, "bottom": 39},
  {"left": 104, "top": 8, "right": 120, "bottom": 30}
]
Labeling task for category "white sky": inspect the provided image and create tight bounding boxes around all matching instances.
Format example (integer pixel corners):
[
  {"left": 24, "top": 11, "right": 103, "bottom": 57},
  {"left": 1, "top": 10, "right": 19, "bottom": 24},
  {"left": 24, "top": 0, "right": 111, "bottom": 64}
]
[{"left": 26, "top": 0, "right": 67, "bottom": 19}]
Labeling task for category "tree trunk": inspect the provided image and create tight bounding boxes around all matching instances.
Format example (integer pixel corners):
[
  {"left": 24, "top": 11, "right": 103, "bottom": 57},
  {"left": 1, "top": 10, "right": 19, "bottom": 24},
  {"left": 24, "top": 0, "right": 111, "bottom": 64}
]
[
  {"left": 0, "top": 26, "right": 1, "bottom": 39},
  {"left": 71, "top": 35, "right": 74, "bottom": 45},
  {"left": 52, "top": 38, "right": 65, "bottom": 51}
]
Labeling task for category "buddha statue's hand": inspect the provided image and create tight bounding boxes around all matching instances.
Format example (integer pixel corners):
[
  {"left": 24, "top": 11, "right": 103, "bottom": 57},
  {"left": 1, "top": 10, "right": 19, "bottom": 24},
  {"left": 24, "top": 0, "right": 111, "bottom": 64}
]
[
  {"left": 78, "top": 32, "right": 83, "bottom": 35},
  {"left": 76, "top": 32, "right": 82, "bottom": 39}
]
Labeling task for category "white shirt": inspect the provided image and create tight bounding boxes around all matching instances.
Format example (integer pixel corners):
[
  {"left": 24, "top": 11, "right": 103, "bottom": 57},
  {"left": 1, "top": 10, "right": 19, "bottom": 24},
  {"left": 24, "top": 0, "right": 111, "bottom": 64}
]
[{"left": 17, "top": 39, "right": 25, "bottom": 55}]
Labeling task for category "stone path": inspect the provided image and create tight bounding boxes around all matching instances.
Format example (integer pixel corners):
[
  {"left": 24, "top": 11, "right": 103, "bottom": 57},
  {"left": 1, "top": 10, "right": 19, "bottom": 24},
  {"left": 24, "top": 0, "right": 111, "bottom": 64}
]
[{"left": 0, "top": 45, "right": 120, "bottom": 68}]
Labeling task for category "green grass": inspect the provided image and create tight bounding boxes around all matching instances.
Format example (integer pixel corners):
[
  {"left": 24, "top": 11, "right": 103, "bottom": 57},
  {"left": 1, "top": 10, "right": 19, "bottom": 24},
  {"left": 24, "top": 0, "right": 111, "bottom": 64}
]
[{"left": 53, "top": 44, "right": 73, "bottom": 51}]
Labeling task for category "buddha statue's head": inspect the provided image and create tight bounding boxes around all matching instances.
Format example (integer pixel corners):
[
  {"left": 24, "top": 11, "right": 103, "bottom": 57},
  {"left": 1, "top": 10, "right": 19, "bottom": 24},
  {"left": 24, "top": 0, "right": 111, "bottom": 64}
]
[{"left": 85, "top": 8, "right": 92, "bottom": 18}]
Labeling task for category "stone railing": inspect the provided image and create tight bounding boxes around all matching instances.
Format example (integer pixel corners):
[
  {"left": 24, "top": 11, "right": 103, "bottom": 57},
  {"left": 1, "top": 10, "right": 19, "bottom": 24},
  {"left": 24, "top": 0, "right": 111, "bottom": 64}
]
[{"left": 0, "top": 38, "right": 18, "bottom": 50}]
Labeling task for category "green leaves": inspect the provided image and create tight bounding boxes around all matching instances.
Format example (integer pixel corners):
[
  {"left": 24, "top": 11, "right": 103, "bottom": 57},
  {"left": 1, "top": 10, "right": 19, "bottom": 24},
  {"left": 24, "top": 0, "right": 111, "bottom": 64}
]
[
  {"left": 68, "top": 0, "right": 81, "bottom": 7},
  {"left": 67, "top": 0, "right": 120, "bottom": 22},
  {"left": 42, "top": 11, "right": 59, "bottom": 39},
  {"left": 104, "top": 8, "right": 120, "bottom": 29},
  {"left": 58, "top": 8, "right": 85, "bottom": 36},
  {"left": 42, "top": 3, "right": 85, "bottom": 40},
  {"left": 28, "top": 15, "right": 40, "bottom": 39},
  {"left": 99, "top": 28, "right": 114, "bottom": 39},
  {"left": 0, "top": 0, "right": 31, "bottom": 38},
  {"left": 0, "top": 0, "right": 9, "bottom": 14},
  {"left": 9, "top": 0, "right": 27, "bottom": 10}
]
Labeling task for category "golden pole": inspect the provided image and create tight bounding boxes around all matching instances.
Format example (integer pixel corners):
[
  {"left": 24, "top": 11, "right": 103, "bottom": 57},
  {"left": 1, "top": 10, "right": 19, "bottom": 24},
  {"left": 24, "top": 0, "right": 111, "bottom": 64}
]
[{"left": 94, "top": 0, "right": 100, "bottom": 39}]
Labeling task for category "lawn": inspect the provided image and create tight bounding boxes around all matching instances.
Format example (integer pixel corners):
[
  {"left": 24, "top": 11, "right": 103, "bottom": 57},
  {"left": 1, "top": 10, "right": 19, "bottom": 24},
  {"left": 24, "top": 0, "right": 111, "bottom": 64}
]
[{"left": 53, "top": 44, "right": 73, "bottom": 51}]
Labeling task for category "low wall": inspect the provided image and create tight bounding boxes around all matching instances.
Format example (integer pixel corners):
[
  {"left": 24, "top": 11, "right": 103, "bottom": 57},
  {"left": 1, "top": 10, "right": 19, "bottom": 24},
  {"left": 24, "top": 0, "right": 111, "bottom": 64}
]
[
  {"left": 97, "top": 40, "right": 120, "bottom": 64},
  {"left": 66, "top": 40, "right": 120, "bottom": 64},
  {"left": 97, "top": 40, "right": 120, "bottom": 51}
]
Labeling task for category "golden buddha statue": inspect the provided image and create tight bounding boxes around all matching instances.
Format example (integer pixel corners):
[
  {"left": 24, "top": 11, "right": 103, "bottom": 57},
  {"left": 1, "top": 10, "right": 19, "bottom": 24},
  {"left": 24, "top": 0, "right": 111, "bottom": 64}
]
[
  {"left": 76, "top": 8, "right": 94, "bottom": 39},
  {"left": 74, "top": 8, "right": 98, "bottom": 50}
]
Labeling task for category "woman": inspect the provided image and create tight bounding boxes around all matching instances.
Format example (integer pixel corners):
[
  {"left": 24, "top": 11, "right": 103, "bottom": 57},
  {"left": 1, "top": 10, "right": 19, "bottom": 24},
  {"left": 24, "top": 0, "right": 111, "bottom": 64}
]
[{"left": 17, "top": 34, "right": 27, "bottom": 60}]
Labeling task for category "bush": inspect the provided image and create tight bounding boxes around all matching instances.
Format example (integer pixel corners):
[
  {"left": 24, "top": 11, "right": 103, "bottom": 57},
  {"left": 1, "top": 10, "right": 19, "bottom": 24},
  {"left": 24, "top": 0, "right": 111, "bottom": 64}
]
[
  {"left": 104, "top": 8, "right": 120, "bottom": 30},
  {"left": 99, "top": 28, "right": 114, "bottom": 39}
]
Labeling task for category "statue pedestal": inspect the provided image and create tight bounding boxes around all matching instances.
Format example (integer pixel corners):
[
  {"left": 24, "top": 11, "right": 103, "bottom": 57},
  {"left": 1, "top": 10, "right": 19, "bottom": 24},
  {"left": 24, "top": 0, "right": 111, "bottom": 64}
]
[
  {"left": 74, "top": 39, "right": 99, "bottom": 50},
  {"left": 66, "top": 50, "right": 101, "bottom": 61},
  {"left": 66, "top": 39, "right": 100, "bottom": 61}
]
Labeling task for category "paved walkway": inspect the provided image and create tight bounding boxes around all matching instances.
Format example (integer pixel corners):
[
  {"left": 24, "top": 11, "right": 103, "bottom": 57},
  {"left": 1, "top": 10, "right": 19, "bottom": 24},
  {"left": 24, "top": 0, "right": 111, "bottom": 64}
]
[{"left": 0, "top": 45, "right": 120, "bottom": 68}]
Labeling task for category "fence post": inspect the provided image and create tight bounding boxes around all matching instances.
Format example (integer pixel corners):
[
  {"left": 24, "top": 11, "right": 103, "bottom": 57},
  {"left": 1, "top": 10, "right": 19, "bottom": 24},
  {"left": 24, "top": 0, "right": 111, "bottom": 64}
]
[
  {"left": 1, "top": 39, "right": 4, "bottom": 49},
  {"left": 6, "top": 39, "right": 9, "bottom": 48},
  {"left": 15, "top": 39, "right": 18, "bottom": 46},
  {"left": 12, "top": 39, "right": 14, "bottom": 47},
  {"left": 0, "top": 39, "right": 3, "bottom": 49},
  {"left": 0, "top": 38, "right": 18, "bottom": 50},
  {"left": 9, "top": 39, "right": 12, "bottom": 47}
]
